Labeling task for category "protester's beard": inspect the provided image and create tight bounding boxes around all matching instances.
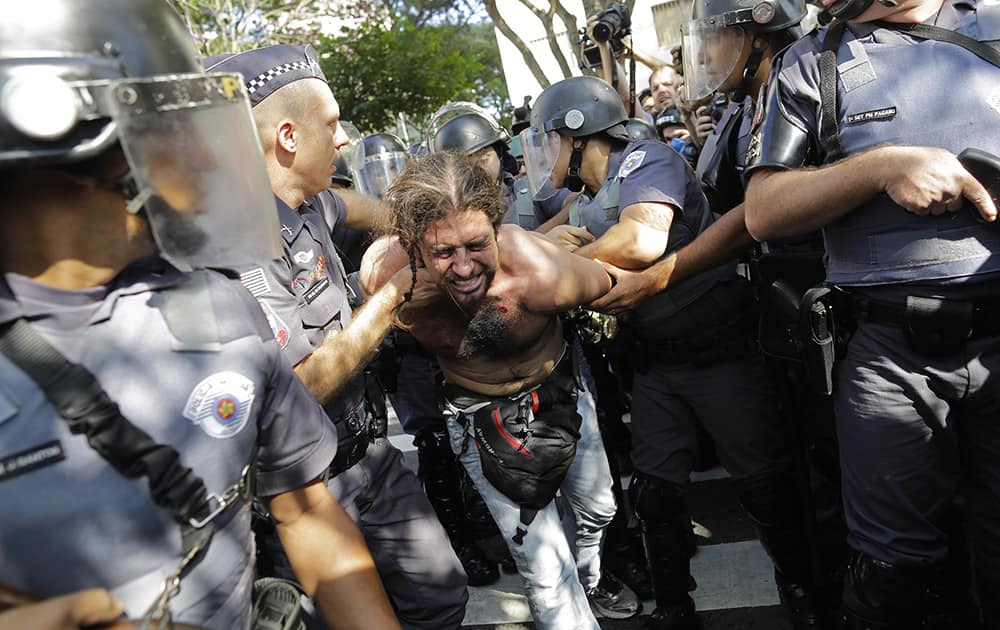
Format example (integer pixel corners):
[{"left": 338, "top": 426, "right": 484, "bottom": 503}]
[{"left": 457, "top": 298, "right": 515, "bottom": 360}]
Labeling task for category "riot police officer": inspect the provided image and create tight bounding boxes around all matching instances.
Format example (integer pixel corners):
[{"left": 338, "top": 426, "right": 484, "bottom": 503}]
[
  {"left": 0, "top": 2, "right": 397, "bottom": 628},
  {"left": 205, "top": 46, "right": 469, "bottom": 629},
  {"left": 429, "top": 106, "right": 534, "bottom": 229},
  {"left": 523, "top": 75, "right": 818, "bottom": 630},
  {"left": 744, "top": 0, "right": 1000, "bottom": 626},
  {"left": 354, "top": 132, "right": 411, "bottom": 200}
]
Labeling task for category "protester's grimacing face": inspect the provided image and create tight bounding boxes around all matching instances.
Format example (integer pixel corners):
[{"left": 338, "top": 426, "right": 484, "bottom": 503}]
[{"left": 419, "top": 209, "right": 500, "bottom": 310}]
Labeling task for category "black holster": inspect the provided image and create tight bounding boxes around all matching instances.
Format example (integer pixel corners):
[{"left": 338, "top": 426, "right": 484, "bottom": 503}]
[{"left": 799, "top": 286, "right": 839, "bottom": 396}]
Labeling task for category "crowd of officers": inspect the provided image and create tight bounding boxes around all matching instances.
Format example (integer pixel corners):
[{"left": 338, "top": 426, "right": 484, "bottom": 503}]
[{"left": 0, "top": 0, "right": 998, "bottom": 629}]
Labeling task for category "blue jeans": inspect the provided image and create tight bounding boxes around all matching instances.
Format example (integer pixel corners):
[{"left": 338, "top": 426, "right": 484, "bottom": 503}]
[{"left": 442, "top": 380, "right": 615, "bottom": 630}]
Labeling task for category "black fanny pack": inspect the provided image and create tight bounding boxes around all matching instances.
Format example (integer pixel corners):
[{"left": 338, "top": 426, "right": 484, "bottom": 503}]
[{"left": 445, "top": 350, "right": 583, "bottom": 514}]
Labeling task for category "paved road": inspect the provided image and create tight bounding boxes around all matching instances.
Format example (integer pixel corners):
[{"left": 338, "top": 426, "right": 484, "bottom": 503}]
[{"left": 386, "top": 413, "right": 797, "bottom": 630}]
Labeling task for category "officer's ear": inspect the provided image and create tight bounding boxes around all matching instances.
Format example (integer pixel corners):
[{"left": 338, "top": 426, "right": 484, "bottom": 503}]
[{"left": 276, "top": 119, "right": 297, "bottom": 154}]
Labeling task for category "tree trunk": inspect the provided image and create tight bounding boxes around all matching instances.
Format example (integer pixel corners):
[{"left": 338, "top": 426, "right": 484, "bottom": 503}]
[{"left": 484, "top": 0, "right": 552, "bottom": 89}]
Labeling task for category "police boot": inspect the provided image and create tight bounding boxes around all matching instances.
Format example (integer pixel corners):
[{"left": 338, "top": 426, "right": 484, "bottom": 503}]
[
  {"left": 602, "top": 508, "right": 654, "bottom": 600},
  {"left": 632, "top": 473, "right": 703, "bottom": 630},
  {"left": 414, "top": 429, "right": 499, "bottom": 586},
  {"left": 733, "top": 474, "right": 827, "bottom": 629}
]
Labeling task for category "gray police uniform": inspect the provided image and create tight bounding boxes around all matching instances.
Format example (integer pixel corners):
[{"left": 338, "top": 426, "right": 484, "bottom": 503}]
[
  {"left": 240, "top": 193, "right": 469, "bottom": 629},
  {"left": 747, "top": 0, "right": 1000, "bottom": 616},
  {"left": 0, "top": 260, "right": 338, "bottom": 629},
  {"left": 572, "top": 140, "right": 792, "bottom": 491}
]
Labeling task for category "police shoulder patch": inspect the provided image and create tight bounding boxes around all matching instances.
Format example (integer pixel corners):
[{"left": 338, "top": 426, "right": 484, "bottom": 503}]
[
  {"left": 618, "top": 150, "right": 646, "bottom": 178},
  {"left": 183, "top": 372, "right": 256, "bottom": 439},
  {"left": 258, "top": 301, "right": 290, "bottom": 348}
]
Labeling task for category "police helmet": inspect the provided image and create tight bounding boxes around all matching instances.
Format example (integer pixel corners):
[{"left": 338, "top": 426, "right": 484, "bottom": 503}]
[
  {"left": 528, "top": 76, "right": 629, "bottom": 141},
  {"left": 682, "top": 0, "right": 806, "bottom": 100},
  {"left": 353, "top": 132, "right": 409, "bottom": 199},
  {"left": 0, "top": 0, "right": 282, "bottom": 272},
  {"left": 331, "top": 155, "right": 353, "bottom": 187},
  {"left": 0, "top": 0, "right": 202, "bottom": 166},
  {"left": 520, "top": 76, "right": 629, "bottom": 197},
  {"left": 430, "top": 112, "right": 510, "bottom": 156},
  {"left": 626, "top": 118, "right": 660, "bottom": 142}
]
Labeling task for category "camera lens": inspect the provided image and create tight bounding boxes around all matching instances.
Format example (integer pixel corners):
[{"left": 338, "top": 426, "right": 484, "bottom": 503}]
[{"left": 593, "top": 22, "right": 613, "bottom": 42}]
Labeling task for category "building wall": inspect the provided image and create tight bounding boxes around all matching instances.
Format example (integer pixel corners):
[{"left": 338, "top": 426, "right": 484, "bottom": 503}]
[{"left": 494, "top": 0, "right": 688, "bottom": 107}]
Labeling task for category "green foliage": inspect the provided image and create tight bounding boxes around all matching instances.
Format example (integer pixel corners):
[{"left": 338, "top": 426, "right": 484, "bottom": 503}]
[{"left": 317, "top": 14, "right": 508, "bottom": 135}]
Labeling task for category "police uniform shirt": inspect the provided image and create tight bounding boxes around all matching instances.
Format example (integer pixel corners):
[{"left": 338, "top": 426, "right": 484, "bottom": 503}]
[
  {"left": 578, "top": 139, "right": 711, "bottom": 257},
  {"left": 746, "top": 0, "right": 1000, "bottom": 287},
  {"left": 309, "top": 190, "right": 369, "bottom": 273},
  {"left": 238, "top": 195, "right": 366, "bottom": 420},
  {"left": 0, "top": 261, "right": 337, "bottom": 628}
]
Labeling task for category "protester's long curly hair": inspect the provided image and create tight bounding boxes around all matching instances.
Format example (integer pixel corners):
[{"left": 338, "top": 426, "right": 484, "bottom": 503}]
[{"left": 379, "top": 151, "right": 508, "bottom": 301}]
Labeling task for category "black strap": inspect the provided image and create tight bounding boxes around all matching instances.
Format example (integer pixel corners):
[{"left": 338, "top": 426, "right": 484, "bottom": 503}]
[
  {"left": 818, "top": 20, "right": 1000, "bottom": 163},
  {"left": 0, "top": 318, "right": 214, "bottom": 555},
  {"left": 818, "top": 21, "right": 848, "bottom": 164},
  {"left": 874, "top": 21, "right": 1000, "bottom": 69}
]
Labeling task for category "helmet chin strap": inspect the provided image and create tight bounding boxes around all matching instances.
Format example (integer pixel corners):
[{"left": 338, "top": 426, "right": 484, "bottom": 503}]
[
  {"left": 564, "top": 139, "right": 587, "bottom": 193},
  {"left": 732, "top": 37, "right": 766, "bottom": 101}
]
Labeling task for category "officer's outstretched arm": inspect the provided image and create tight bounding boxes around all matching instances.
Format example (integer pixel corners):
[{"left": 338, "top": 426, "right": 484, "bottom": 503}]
[
  {"left": 574, "top": 201, "right": 674, "bottom": 269},
  {"left": 338, "top": 189, "right": 389, "bottom": 232},
  {"left": 591, "top": 203, "right": 752, "bottom": 313},
  {"left": 0, "top": 588, "right": 123, "bottom": 630},
  {"left": 292, "top": 265, "right": 410, "bottom": 405},
  {"left": 266, "top": 479, "right": 400, "bottom": 630}
]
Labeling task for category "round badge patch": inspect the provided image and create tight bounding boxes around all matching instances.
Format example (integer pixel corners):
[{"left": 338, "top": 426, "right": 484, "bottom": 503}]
[
  {"left": 564, "top": 109, "right": 586, "bottom": 130},
  {"left": 752, "top": 1, "right": 776, "bottom": 24},
  {"left": 183, "top": 372, "right": 256, "bottom": 439}
]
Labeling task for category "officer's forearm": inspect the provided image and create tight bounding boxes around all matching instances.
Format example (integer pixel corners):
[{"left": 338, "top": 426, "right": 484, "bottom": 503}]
[
  {"left": 294, "top": 282, "right": 403, "bottom": 404},
  {"left": 339, "top": 189, "right": 388, "bottom": 232},
  {"left": 668, "top": 203, "right": 753, "bottom": 286},
  {"left": 575, "top": 222, "right": 664, "bottom": 270},
  {"left": 270, "top": 481, "right": 400, "bottom": 630},
  {"left": 744, "top": 150, "right": 885, "bottom": 241}
]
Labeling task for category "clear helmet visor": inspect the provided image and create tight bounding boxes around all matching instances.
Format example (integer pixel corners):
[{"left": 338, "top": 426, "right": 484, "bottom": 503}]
[
  {"left": 354, "top": 153, "right": 409, "bottom": 199},
  {"left": 519, "top": 128, "right": 562, "bottom": 199},
  {"left": 109, "top": 73, "right": 281, "bottom": 271},
  {"left": 337, "top": 120, "right": 363, "bottom": 176},
  {"left": 428, "top": 101, "right": 496, "bottom": 133},
  {"left": 681, "top": 20, "right": 746, "bottom": 101}
]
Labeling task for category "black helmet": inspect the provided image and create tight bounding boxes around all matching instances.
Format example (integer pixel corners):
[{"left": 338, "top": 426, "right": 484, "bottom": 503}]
[
  {"left": 683, "top": 0, "right": 806, "bottom": 100},
  {"left": 430, "top": 112, "right": 510, "bottom": 156},
  {"left": 625, "top": 118, "right": 659, "bottom": 142},
  {"left": 691, "top": 0, "right": 806, "bottom": 33},
  {"left": 331, "top": 155, "right": 353, "bottom": 187},
  {"left": 0, "top": 0, "right": 202, "bottom": 167},
  {"left": 528, "top": 76, "right": 629, "bottom": 141},
  {"left": 654, "top": 107, "right": 686, "bottom": 133}
]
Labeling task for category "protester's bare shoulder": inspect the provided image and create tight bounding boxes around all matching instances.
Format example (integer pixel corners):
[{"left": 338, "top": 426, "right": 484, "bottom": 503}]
[{"left": 359, "top": 235, "right": 408, "bottom": 296}]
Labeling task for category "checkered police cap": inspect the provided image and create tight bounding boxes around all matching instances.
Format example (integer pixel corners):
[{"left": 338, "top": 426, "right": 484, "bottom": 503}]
[{"left": 203, "top": 44, "right": 326, "bottom": 107}]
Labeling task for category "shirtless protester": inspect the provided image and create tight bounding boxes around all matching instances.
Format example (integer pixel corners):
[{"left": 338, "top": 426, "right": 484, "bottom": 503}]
[{"left": 361, "top": 152, "right": 638, "bottom": 629}]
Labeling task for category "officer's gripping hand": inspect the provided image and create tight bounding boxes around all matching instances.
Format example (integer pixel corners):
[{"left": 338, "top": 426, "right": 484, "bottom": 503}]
[
  {"left": 589, "top": 259, "right": 663, "bottom": 314},
  {"left": 0, "top": 588, "right": 124, "bottom": 630},
  {"left": 879, "top": 145, "right": 997, "bottom": 222},
  {"left": 694, "top": 106, "right": 715, "bottom": 146},
  {"left": 545, "top": 224, "right": 595, "bottom": 251}
]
